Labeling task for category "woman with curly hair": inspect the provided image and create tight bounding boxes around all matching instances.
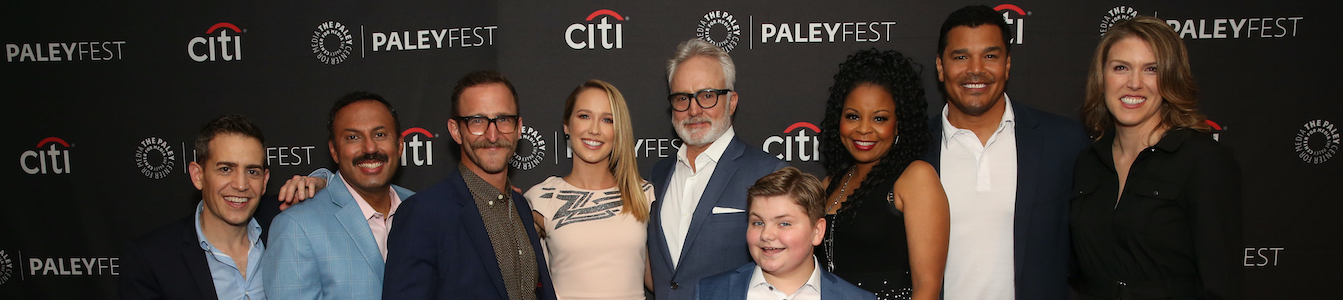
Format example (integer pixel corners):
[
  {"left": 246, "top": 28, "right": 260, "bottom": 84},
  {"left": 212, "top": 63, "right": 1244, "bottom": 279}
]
[
  {"left": 816, "top": 48, "right": 950, "bottom": 300},
  {"left": 1071, "top": 16, "right": 1242, "bottom": 300}
]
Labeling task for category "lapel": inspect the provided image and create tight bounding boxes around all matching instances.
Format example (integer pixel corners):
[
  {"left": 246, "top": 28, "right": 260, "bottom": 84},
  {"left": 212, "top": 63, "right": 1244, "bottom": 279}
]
[
  {"left": 925, "top": 115, "right": 945, "bottom": 173},
  {"left": 180, "top": 218, "right": 220, "bottom": 300},
  {"left": 676, "top": 138, "right": 745, "bottom": 271},
  {"left": 328, "top": 172, "right": 388, "bottom": 281},
  {"left": 1010, "top": 101, "right": 1042, "bottom": 279},
  {"left": 819, "top": 270, "right": 844, "bottom": 298},
  {"left": 727, "top": 262, "right": 755, "bottom": 299},
  {"left": 447, "top": 169, "right": 511, "bottom": 299},
  {"left": 649, "top": 159, "right": 675, "bottom": 272}
]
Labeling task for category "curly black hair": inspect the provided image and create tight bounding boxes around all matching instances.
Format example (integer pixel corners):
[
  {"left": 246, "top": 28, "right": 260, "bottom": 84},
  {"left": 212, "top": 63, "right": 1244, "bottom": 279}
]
[{"left": 819, "top": 48, "right": 930, "bottom": 216}]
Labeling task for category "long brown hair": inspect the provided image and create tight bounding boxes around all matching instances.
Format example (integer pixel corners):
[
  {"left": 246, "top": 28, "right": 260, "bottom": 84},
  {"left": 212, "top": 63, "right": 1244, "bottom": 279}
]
[
  {"left": 563, "top": 80, "right": 649, "bottom": 222},
  {"left": 1083, "top": 16, "right": 1209, "bottom": 139}
]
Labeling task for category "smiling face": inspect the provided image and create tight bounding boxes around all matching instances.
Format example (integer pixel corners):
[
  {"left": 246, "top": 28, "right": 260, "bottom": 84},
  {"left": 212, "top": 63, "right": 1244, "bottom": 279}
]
[
  {"left": 840, "top": 84, "right": 899, "bottom": 168},
  {"left": 1104, "top": 36, "right": 1165, "bottom": 131},
  {"left": 448, "top": 82, "right": 520, "bottom": 175},
  {"left": 937, "top": 25, "right": 1011, "bottom": 117},
  {"left": 670, "top": 56, "right": 737, "bottom": 147},
  {"left": 190, "top": 133, "right": 269, "bottom": 227},
  {"left": 566, "top": 88, "right": 616, "bottom": 166},
  {"left": 329, "top": 100, "right": 402, "bottom": 192},
  {"left": 747, "top": 195, "right": 825, "bottom": 279}
]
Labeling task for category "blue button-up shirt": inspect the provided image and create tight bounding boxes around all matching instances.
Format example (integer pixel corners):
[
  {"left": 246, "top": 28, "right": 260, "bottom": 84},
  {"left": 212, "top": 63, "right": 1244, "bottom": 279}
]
[{"left": 194, "top": 201, "right": 267, "bottom": 300}]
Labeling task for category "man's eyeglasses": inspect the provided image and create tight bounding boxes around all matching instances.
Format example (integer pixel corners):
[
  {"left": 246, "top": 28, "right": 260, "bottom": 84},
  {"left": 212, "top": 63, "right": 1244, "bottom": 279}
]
[
  {"left": 667, "top": 89, "right": 732, "bottom": 112},
  {"left": 453, "top": 115, "right": 519, "bottom": 135}
]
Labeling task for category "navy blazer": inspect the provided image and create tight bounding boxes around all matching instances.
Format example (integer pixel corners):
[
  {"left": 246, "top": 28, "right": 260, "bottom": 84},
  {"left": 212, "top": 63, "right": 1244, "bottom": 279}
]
[
  {"left": 924, "top": 100, "right": 1088, "bottom": 300},
  {"left": 119, "top": 196, "right": 282, "bottom": 300},
  {"left": 696, "top": 262, "right": 876, "bottom": 300},
  {"left": 382, "top": 168, "right": 556, "bottom": 300},
  {"left": 648, "top": 136, "right": 789, "bottom": 300}
]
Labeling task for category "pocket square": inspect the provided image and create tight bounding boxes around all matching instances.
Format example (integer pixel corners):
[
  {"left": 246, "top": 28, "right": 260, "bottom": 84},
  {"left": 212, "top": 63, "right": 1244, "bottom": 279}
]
[{"left": 711, "top": 206, "right": 745, "bottom": 214}]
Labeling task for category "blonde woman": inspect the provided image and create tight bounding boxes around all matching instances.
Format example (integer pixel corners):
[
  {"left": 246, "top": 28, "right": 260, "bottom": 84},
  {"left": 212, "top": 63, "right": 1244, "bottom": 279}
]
[{"left": 526, "top": 80, "right": 654, "bottom": 299}]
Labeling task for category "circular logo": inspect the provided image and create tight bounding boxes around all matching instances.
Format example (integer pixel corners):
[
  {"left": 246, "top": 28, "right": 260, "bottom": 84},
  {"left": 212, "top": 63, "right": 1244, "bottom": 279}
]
[
  {"left": 136, "top": 137, "right": 176, "bottom": 179},
  {"left": 697, "top": 11, "right": 741, "bottom": 53},
  {"left": 1099, "top": 5, "right": 1139, "bottom": 36},
  {"left": 510, "top": 125, "right": 546, "bottom": 171},
  {"left": 0, "top": 250, "right": 12, "bottom": 286},
  {"left": 1295, "top": 120, "right": 1340, "bottom": 164},
  {"left": 312, "top": 21, "right": 353, "bottom": 65}
]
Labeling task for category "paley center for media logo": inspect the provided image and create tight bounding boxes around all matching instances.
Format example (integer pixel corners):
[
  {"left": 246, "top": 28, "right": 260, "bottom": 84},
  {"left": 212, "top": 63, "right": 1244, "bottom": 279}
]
[
  {"left": 136, "top": 137, "right": 176, "bottom": 179},
  {"left": 1295, "top": 119, "right": 1338, "bottom": 164},
  {"left": 1099, "top": 5, "right": 1304, "bottom": 39},
  {"left": 566, "top": 9, "right": 627, "bottom": 50},
  {"left": 312, "top": 20, "right": 498, "bottom": 65},
  {"left": 511, "top": 125, "right": 546, "bottom": 171},
  {"left": 188, "top": 22, "right": 244, "bottom": 62},
  {"left": 401, "top": 127, "right": 436, "bottom": 167},
  {"left": 764, "top": 122, "right": 821, "bottom": 162},
  {"left": 694, "top": 10, "right": 900, "bottom": 51},
  {"left": 20, "top": 137, "right": 73, "bottom": 175}
]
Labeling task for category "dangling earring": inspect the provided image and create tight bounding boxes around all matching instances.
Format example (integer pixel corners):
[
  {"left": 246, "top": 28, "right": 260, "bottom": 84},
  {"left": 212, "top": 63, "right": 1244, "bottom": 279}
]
[{"left": 893, "top": 135, "right": 900, "bottom": 145}]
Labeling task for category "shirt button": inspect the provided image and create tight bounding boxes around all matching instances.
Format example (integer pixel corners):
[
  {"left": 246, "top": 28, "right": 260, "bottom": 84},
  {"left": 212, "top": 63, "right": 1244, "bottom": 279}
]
[
  {"left": 488, "top": 201, "right": 494, "bottom": 206},
  {"left": 497, "top": 194, "right": 504, "bottom": 200},
  {"left": 671, "top": 281, "right": 679, "bottom": 289}
]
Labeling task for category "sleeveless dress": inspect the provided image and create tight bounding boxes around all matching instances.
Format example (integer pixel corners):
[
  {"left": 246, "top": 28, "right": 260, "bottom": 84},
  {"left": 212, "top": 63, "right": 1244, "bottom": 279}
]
[
  {"left": 525, "top": 176, "right": 655, "bottom": 300},
  {"left": 816, "top": 176, "right": 913, "bottom": 300}
]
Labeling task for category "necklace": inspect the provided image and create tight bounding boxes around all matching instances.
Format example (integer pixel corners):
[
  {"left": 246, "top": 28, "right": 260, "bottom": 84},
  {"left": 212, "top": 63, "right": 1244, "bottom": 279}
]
[{"left": 825, "top": 167, "right": 855, "bottom": 272}]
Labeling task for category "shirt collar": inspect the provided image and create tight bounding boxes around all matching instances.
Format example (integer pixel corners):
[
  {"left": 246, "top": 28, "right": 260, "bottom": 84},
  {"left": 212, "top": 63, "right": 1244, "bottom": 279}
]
[
  {"left": 337, "top": 172, "right": 402, "bottom": 221},
  {"left": 459, "top": 164, "right": 510, "bottom": 202},
  {"left": 748, "top": 255, "right": 823, "bottom": 295},
  {"left": 941, "top": 94, "right": 1016, "bottom": 147},
  {"left": 193, "top": 200, "right": 262, "bottom": 251},
  {"left": 676, "top": 126, "right": 736, "bottom": 168}
]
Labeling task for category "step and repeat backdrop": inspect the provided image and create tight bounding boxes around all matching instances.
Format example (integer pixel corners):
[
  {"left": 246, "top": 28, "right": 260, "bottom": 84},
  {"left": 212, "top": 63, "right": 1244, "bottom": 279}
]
[{"left": 2, "top": 0, "right": 1338, "bottom": 298}]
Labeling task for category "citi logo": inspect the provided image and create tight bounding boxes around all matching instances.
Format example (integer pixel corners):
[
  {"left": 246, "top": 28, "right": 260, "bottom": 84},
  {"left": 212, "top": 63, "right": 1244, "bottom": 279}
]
[
  {"left": 995, "top": 4, "right": 1027, "bottom": 45},
  {"left": 188, "top": 22, "right": 243, "bottom": 62},
  {"left": 763, "top": 122, "right": 821, "bottom": 162},
  {"left": 20, "top": 137, "right": 73, "bottom": 175},
  {"left": 401, "top": 127, "right": 435, "bottom": 167},
  {"left": 566, "top": 9, "right": 625, "bottom": 50}
]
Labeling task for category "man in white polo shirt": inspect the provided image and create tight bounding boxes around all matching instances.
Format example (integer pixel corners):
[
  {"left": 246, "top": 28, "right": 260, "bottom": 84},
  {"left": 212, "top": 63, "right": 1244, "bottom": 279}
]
[{"left": 924, "top": 6, "right": 1089, "bottom": 300}]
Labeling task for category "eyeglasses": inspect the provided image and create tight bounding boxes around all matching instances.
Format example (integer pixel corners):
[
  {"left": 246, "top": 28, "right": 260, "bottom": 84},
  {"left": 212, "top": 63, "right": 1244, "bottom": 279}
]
[
  {"left": 453, "top": 115, "right": 519, "bottom": 135},
  {"left": 668, "top": 89, "right": 732, "bottom": 112}
]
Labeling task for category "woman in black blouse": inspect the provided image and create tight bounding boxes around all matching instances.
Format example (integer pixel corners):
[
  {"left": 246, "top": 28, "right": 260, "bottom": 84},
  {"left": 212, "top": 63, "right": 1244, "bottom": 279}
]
[{"left": 1071, "top": 16, "right": 1243, "bottom": 300}]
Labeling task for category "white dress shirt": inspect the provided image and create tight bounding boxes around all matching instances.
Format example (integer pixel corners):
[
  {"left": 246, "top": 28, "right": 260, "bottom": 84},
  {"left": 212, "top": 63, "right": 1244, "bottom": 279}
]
[
  {"left": 939, "top": 95, "right": 1018, "bottom": 300},
  {"left": 747, "top": 257, "right": 822, "bottom": 300},
  {"left": 662, "top": 127, "right": 736, "bottom": 267}
]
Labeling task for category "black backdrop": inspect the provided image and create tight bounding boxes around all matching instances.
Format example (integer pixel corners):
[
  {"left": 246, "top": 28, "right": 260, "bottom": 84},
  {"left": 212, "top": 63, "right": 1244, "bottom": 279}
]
[{"left": 2, "top": 1, "right": 1338, "bottom": 298}]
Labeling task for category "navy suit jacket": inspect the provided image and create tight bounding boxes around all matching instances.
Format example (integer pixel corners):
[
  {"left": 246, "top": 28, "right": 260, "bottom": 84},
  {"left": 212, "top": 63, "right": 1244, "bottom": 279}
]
[
  {"left": 382, "top": 168, "right": 556, "bottom": 300},
  {"left": 649, "top": 136, "right": 789, "bottom": 300},
  {"left": 119, "top": 196, "right": 282, "bottom": 300},
  {"left": 696, "top": 262, "right": 876, "bottom": 300},
  {"left": 924, "top": 100, "right": 1088, "bottom": 300}
]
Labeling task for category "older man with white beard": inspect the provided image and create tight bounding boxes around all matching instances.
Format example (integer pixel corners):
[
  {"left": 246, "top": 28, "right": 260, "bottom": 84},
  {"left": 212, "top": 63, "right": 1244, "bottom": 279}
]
[{"left": 647, "top": 38, "right": 789, "bottom": 300}]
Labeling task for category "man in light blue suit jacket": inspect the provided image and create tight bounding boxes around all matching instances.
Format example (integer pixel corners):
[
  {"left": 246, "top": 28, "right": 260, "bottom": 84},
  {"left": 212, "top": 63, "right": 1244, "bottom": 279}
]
[
  {"left": 649, "top": 39, "right": 789, "bottom": 300},
  {"left": 261, "top": 92, "right": 416, "bottom": 300},
  {"left": 696, "top": 262, "right": 876, "bottom": 300}
]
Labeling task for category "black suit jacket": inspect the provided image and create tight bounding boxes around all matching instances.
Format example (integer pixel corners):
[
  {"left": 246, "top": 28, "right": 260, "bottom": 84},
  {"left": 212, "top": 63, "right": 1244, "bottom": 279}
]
[
  {"left": 118, "top": 196, "right": 282, "bottom": 300},
  {"left": 924, "top": 100, "right": 1089, "bottom": 300}
]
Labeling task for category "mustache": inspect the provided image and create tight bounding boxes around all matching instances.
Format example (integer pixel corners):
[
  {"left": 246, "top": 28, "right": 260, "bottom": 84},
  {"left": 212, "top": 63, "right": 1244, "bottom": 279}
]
[
  {"left": 354, "top": 152, "right": 389, "bottom": 164},
  {"left": 470, "top": 138, "right": 514, "bottom": 150},
  {"left": 678, "top": 116, "right": 713, "bottom": 127}
]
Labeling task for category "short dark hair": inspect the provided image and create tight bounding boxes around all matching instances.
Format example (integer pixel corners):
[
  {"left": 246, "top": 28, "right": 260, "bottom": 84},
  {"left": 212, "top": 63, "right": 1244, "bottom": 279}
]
[
  {"left": 937, "top": 5, "right": 1012, "bottom": 57},
  {"left": 451, "top": 70, "right": 519, "bottom": 117},
  {"left": 194, "top": 114, "right": 265, "bottom": 166},
  {"left": 747, "top": 167, "right": 827, "bottom": 223},
  {"left": 327, "top": 91, "right": 400, "bottom": 142}
]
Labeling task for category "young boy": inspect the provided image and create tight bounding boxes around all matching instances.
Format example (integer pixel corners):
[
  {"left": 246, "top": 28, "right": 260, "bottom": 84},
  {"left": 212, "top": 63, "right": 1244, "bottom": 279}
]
[{"left": 696, "top": 167, "right": 875, "bottom": 300}]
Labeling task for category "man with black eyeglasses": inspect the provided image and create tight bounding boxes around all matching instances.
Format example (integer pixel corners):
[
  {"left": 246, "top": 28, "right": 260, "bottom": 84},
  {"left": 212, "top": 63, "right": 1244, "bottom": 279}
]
[
  {"left": 383, "top": 70, "right": 556, "bottom": 300},
  {"left": 647, "top": 38, "right": 789, "bottom": 300}
]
